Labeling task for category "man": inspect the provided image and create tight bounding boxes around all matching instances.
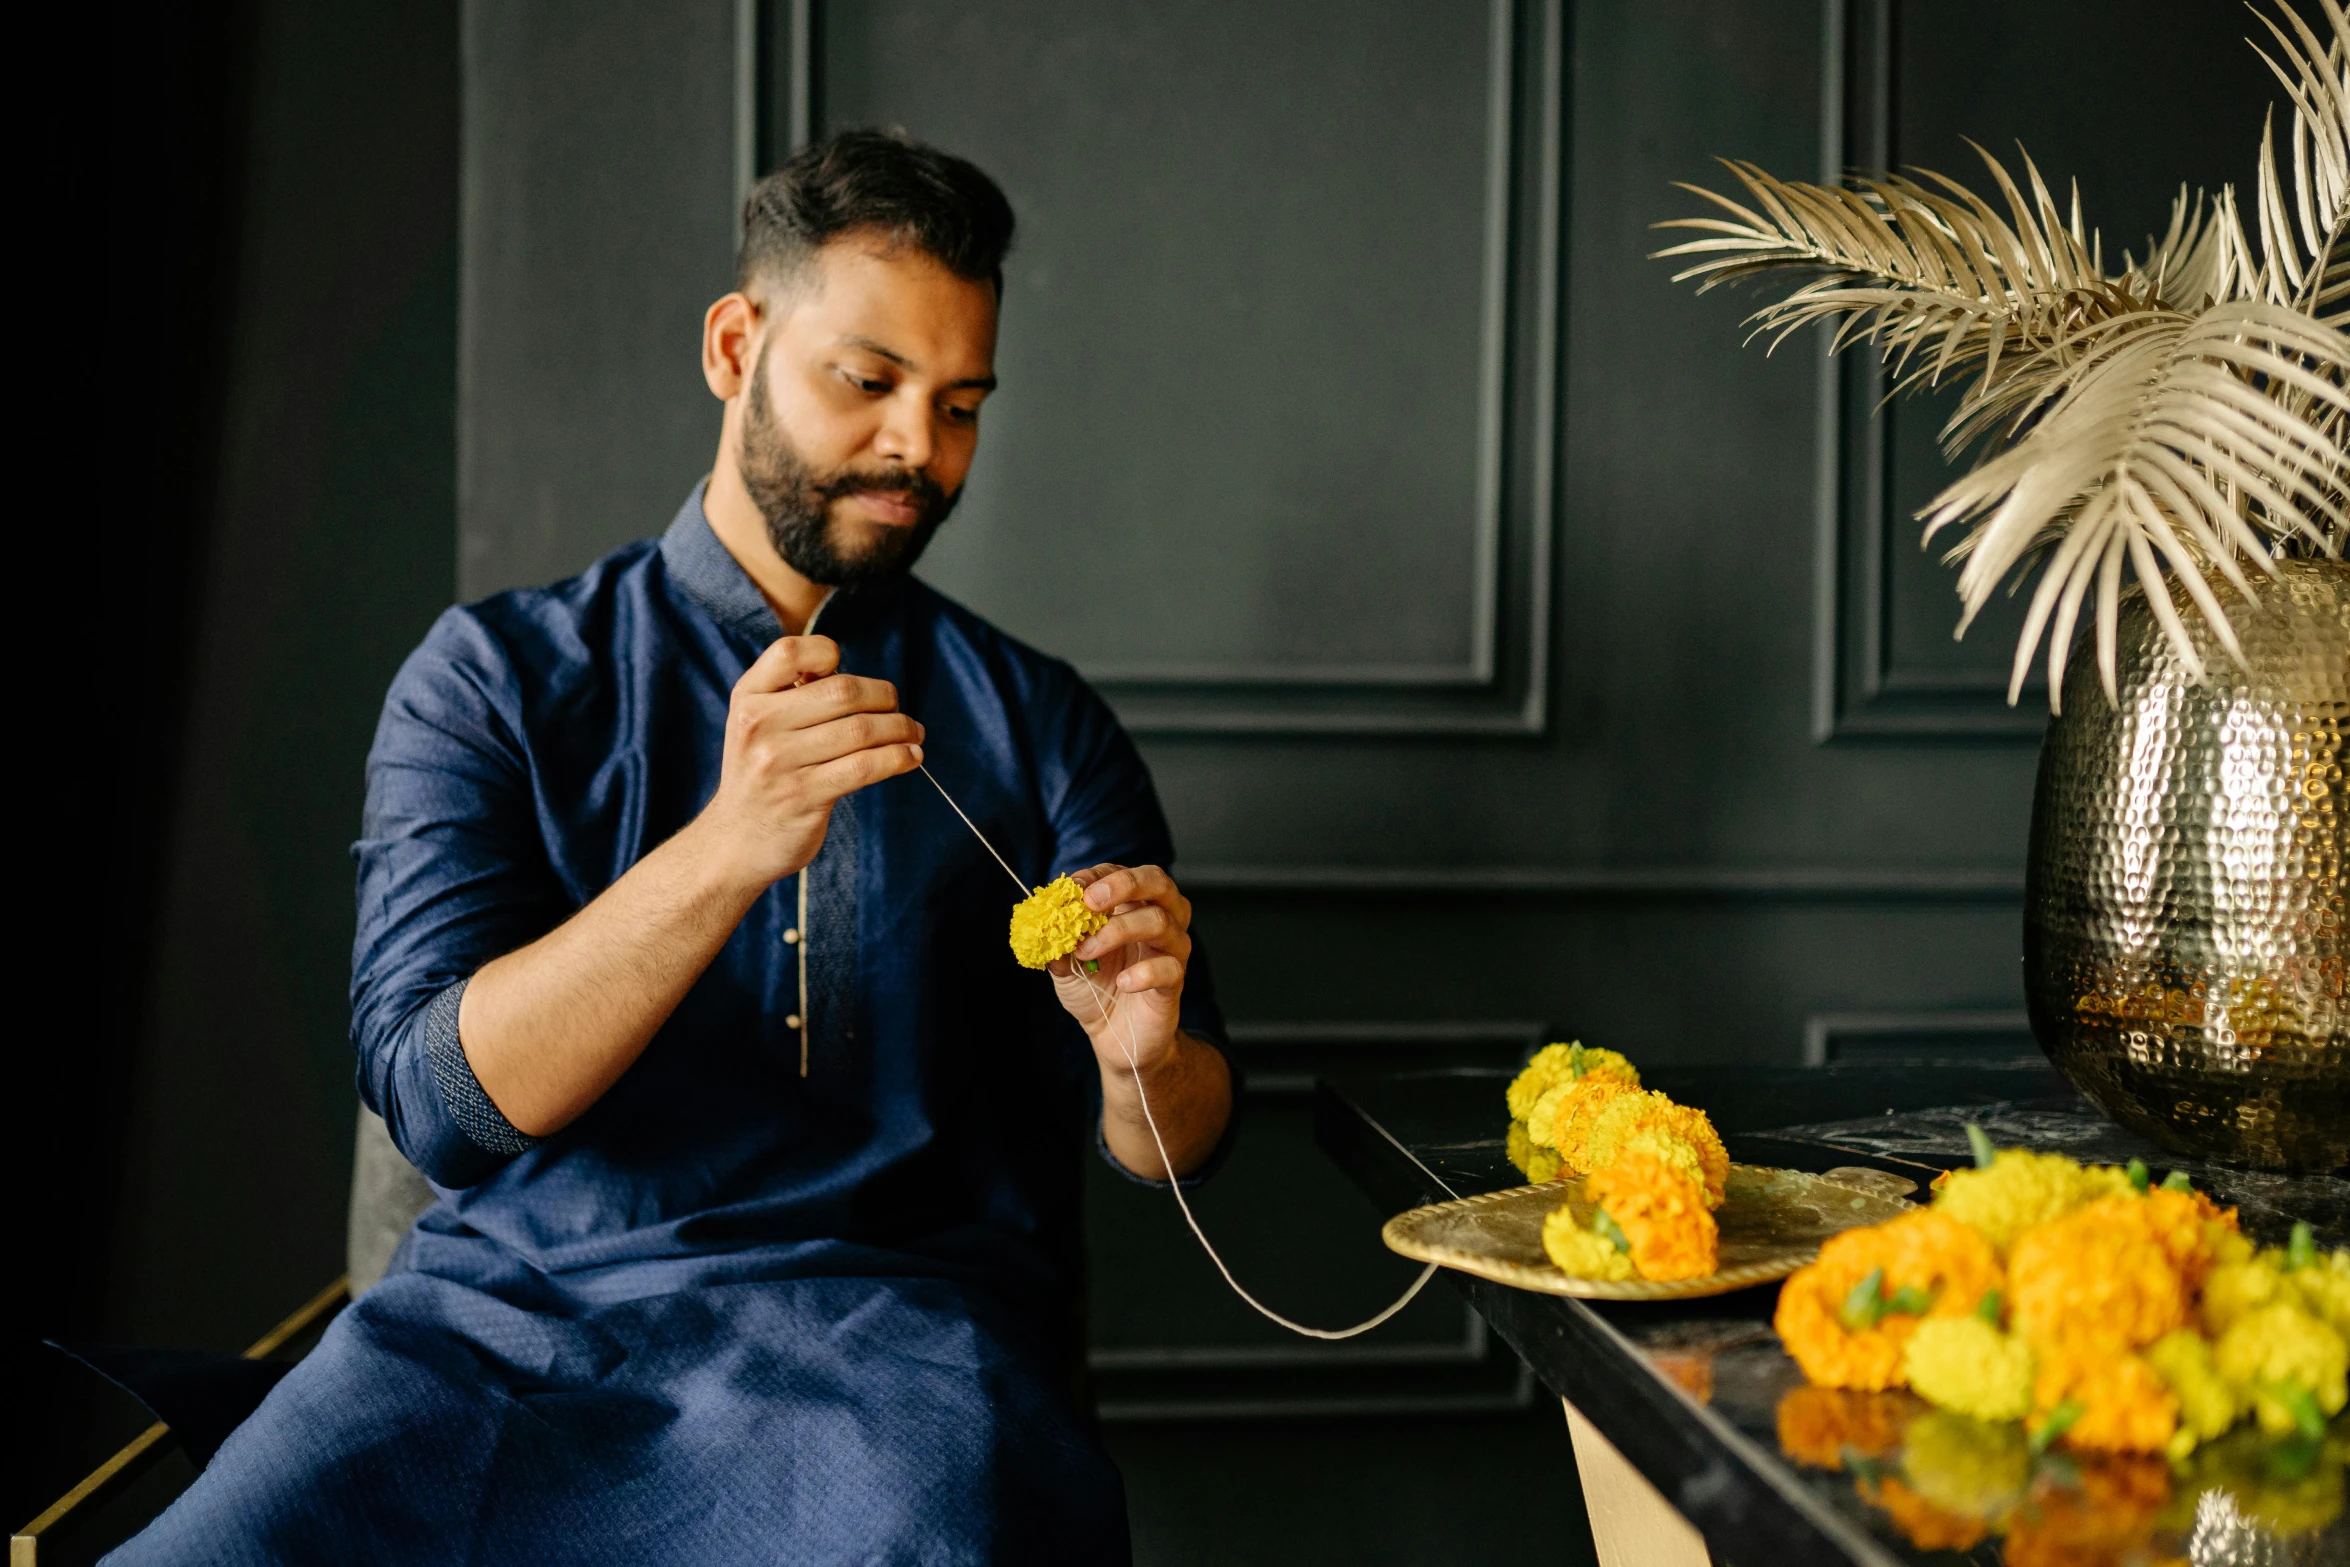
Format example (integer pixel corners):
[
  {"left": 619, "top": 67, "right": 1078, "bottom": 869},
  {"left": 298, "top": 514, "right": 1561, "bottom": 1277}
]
[{"left": 117, "top": 131, "right": 1234, "bottom": 1564}]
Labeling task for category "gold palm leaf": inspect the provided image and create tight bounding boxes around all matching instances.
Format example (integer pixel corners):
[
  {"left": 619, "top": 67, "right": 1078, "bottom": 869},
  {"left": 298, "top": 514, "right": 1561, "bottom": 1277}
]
[{"left": 1653, "top": 0, "right": 2350, "bottom": 708}]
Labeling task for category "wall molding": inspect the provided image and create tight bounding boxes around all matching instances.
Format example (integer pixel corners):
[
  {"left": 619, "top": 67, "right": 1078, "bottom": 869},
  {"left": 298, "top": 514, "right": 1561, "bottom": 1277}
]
[
  {"left": 738, "top": 0, "right": 818, "bottom": 187},
  {"left": 1182, "top": 864, "right": 2025, "bottom": 898},
  {"left": 751, "top": 0, "right": 1562, "bottom": 736},
  {"left": 1800, "top": 1007, "right": 2038, "bottom": 1065},
  {"left": 1810, "top": 0, "right": 2046, "bottom": 742},
  {"left": 1083, "top": 0, "right": 1561, "bottom": 735},
  {"left": 1094, "top": 1361, "right": 1539, "bottom": 1423},
  {"left": 1226, "top": 1019, "right": 1549, "bottom": 1093},
  {"left": 1090, "top": 1314, "right": 1488, "bottom": 1376}
]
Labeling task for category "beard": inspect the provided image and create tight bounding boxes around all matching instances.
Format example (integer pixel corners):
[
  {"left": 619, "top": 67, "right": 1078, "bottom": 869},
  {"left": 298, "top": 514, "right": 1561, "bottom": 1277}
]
[{"left": 738, "top": 352, "right": 960, "bottom": 588}]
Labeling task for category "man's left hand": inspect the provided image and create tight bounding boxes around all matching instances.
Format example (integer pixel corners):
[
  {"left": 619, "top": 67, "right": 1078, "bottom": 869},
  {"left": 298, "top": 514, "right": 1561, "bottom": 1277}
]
[
  {"left": 1047, "top": 862, "right": 1230, "bottom": 1180},
  {"left": 1048, "top": 862, "right": 1191, "bottom": 1073}
]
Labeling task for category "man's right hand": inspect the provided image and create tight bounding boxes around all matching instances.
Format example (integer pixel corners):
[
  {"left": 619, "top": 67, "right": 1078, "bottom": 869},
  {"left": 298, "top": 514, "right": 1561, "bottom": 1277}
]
[
  {"left": 458, "top": 635, "right": 922, "bottom": 1138},
  {"left": 694, "top": 635, "right": 926, "bottom": 888}
]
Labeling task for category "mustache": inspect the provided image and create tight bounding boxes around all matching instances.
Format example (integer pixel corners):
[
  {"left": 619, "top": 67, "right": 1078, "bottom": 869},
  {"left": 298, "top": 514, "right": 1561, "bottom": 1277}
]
[{"left": 814, "top": 466, "right": 949, "bottom": 510}]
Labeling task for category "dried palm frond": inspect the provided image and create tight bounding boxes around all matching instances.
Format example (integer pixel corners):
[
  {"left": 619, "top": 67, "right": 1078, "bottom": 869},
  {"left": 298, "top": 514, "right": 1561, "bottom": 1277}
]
[
  {"left": 1926, "top": 304, "right": 2349, "bottom": 703},
  {"left": 1652, "top": 0, "right": 2350, "bottom": 708}
]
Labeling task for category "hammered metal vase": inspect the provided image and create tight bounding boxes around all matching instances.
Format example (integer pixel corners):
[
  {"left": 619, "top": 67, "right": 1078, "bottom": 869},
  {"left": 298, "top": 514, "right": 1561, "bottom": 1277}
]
[{"left": 2025, "top": 558, "right": 2348, "bottom": 1171}]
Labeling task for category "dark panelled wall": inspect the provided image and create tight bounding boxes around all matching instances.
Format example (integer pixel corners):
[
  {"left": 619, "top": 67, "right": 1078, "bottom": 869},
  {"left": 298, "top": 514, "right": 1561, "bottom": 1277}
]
[
  {"left": 457, "top": 0, "right": 2278, "bottom": 1419},
  {"left": 25, "top": 0, "right": 460, "bottom": 1530}
]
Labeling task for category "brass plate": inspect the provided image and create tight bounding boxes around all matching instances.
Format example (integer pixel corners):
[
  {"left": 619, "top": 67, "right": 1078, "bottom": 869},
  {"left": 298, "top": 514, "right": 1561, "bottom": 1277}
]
[{"left": 1381, "top": 1165, "right": 1918, "bottom": 1301}]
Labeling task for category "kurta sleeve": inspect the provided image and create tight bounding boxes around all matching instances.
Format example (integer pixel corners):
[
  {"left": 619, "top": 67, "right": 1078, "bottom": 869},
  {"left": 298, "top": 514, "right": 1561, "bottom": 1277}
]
[
  {"left": 1024, "top": 660, "right": 1241, "bottom": 1190},
  {"left": 350, "top": 607, "right": 567, "bottom": 1188}
]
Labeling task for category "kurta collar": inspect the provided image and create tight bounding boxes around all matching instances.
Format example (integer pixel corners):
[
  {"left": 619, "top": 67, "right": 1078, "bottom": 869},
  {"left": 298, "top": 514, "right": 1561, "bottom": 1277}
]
[{"left": 660, "top": 482, "right": 906, "bottom": 648}]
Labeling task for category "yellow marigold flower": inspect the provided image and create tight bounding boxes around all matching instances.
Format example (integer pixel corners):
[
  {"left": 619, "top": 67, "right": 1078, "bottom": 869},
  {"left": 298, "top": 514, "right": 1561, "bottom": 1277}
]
[
  {"left": 1504, "top": 1121, "right": 1566, "bottom": 1184},
  {"left": 1503, "top": 1042, "right": 1638, "bottom": 1121},
  {"left": 1773, "top": 1210, "right": 2003, "bottom": 1390},
  {"left": 1902, "top": 1316, "right": 2033, "bottom": 1422},
  {"left": 1576, "top": 1045, "right": 1638, "bottom": 1085},
  {"left": 2290, "top": 1246, "right": 2350, "bottom": 1337},
  {"left": 1898, "top": 1409, "right": 2029, "bottom": 1525},
  {"left": 1007, "top": 876, "right": 1106, "bottom": 969},
  {"left": 1581, "top": 1090, "right": 1728, "bottom": 1206},
  {"left": 1773, "top": 1385, "right": 1916, "bottom": 1469},
  {"left": 1587, "top": 1146, "right": 1719, "bottom": 1282},
  {"left": 2143, "top": 1329, "right": 2240, "bottom": 1459},
  {"left": 2214, "top": 1301, "right": 2349, "bottom": 1439},
  {"left": 2029, "top": 1346, "right": 2178, "bottom": 1454},
  {"left": 2170, "top": 1422, "right": 2347, "bottom": 1538},
  {"left": 1931, "top": 1147, "right": 2134, "bottom": 1255},
  {"left": 2008, "top": 1194, "right": 2190, "bottom": 1355},
  {"left": 1616, "top": 1128, "right": 1706, "bottom": 1191},
  {"left": 2202, "top": 1254, "right": 2292, "bottom": 1338},
  {"left": 1541, "top": 1204, "right": 1634, "bottom": 1281},
  {"left": 1527, "top": 1075, "right": 1638, "bottom": 1166}
]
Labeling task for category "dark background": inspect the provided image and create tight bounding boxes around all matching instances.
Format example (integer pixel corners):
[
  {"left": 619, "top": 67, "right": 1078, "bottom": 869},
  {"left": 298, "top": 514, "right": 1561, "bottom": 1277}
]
[{"left": 37, "top": 0, "right": 2273, "bottom": 1558}]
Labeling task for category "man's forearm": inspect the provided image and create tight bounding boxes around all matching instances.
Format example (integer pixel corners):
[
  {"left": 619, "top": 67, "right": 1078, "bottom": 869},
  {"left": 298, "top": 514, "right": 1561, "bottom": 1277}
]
[
  {"left": 1099, "top": 1030, "right": 1233, "bottom": 1182},
  {"left": 440, "top": 636, "right": 920, "bottom": 1142},
  {"left": 457, "top": 817, "right": 766, "bottom": 1138}
]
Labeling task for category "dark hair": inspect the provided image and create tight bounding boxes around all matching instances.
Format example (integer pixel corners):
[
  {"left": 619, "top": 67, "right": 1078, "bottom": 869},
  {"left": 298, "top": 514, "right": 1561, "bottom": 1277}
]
[{"left": 736, "top": 129, "right": 1015, "bottom": 296}]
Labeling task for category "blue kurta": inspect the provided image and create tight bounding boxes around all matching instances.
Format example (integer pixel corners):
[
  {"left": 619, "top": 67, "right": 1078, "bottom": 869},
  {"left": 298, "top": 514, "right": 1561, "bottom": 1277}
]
[{"left": 115, "top": 489, "right": 1232, "bottom": 1565}]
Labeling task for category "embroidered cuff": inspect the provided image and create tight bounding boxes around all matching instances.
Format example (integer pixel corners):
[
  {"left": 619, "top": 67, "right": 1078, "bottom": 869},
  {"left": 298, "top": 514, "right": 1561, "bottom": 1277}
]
[{"left": 423, "top": 978, "right": 538, "bottom": 1158}]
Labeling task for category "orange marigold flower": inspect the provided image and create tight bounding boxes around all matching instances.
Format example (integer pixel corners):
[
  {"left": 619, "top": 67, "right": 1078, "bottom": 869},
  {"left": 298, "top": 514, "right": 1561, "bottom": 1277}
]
[
  {"left": 2008, "top": 1194, "right": 2191, "bottom": 1356},
  {"left": 1580, "top": 1090, "right": 1730, "bottom": 1206},
  {"left": 1648, "top": 1350, "right": 1713, "bottom": 1405},
  {"left": 1587, "top": 1147, "right": 1719, "bottom": 1281},
  {"left": 2133, "top": 1185, "right": 2237, "bottom": 1295},
  {"left": 1774, "top": 1211, "right": 2003, "bottom": 1390},
  {"left": 1773, "top": 1385, "right": 1917, "bottom": 1469},
  {"left": 2000, "top": 1452, "right": 2170, "bottom": 1567},
  {"left": 1525, "top": 1075, "right": 1637, "bottom": 1165},
  {"left": 1860, "top": 1476, "right": 1988, "bottom": 1553},
  {"left": 2030, "top": 1345, "right": 2179, "bottom": 1454}
]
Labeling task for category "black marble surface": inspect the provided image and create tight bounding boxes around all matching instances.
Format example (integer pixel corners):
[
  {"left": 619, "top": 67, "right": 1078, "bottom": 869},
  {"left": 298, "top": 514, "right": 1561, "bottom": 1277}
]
[
  {"left": 1751, "top": 1101, "right": 2347, "bottom": 1248},
  {"left": 1313, "top": 1064, "right": 2350, "bottom": 1567}
]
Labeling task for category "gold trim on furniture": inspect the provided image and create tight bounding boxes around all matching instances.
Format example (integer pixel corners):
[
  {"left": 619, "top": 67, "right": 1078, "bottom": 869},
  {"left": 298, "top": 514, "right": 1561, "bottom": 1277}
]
[{"left": 11, "top": 1276, "right": 351, "bottom": 1566}]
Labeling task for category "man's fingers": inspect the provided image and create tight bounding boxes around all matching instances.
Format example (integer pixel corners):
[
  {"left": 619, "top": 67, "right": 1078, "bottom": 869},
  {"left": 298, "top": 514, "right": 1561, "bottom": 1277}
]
[
  {"left": 736, "top": 635, "right": 841, "bottom": 694},
  {"left": 802, "top": 742, "right": 925, "bottom": 800},
  {"left": 738, "top": 674, "right": 904, "bottom": 732},
  {"left": 1076, "top": 906, "right": 1187, "bottom": 962},
  {"left": 1081, "top": 863, "right": 1180, "bottom": 914},
  {"left": 800, "top": 672, "right": 901, "bottom": 718},
  {"left": 1080, "top": 865, "right": 1189, "bottom": 945},
  {"left": 1110, "top": 954, "right": 1185, "bottom": 994},
  {"left": 787, "top": 711, "right": 927, "bottom": 767}
]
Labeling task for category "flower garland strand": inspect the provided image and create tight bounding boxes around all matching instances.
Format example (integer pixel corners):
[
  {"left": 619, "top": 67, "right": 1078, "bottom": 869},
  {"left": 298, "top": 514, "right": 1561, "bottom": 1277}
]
[{"left": 917, "top": 761, "right": 1439, "bottom": 1341}]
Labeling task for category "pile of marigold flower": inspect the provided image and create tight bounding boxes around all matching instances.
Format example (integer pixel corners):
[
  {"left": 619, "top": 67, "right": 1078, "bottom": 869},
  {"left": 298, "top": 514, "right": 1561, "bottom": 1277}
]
[
  {"left": 1774, "top": 1127, "right": 2348, "bottom": 1466},
  {"left": 1502, "top": 1044, "right": 1728, "bottom": 1283}
]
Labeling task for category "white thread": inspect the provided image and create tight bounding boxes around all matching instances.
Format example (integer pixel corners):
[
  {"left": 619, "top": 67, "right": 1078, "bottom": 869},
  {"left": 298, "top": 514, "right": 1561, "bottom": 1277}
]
[
  {"left": 919, "top": 765, "right": 1032, "bottom": 896},
  {"left": 915, "top": 762, "right": 1439, "bottom": 1341},
  {"left": 1069, "top": 963, "right": 1439, "bottom": 1340}
]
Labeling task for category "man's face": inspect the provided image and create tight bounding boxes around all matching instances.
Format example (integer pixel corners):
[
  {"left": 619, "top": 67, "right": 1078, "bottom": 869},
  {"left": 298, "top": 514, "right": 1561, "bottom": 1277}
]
[{"left": 736, "top": 238, "right": 1000, "bottom": 587}]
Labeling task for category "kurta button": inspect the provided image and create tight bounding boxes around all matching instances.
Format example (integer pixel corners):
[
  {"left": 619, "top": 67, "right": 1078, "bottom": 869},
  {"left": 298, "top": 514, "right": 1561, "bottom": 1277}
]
[
  {"left": 784, "top": 928, "right": 800, "bottom": 944},
  {"left": 786, "top": 1014, "right": 803, "bottom": 1030}
]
